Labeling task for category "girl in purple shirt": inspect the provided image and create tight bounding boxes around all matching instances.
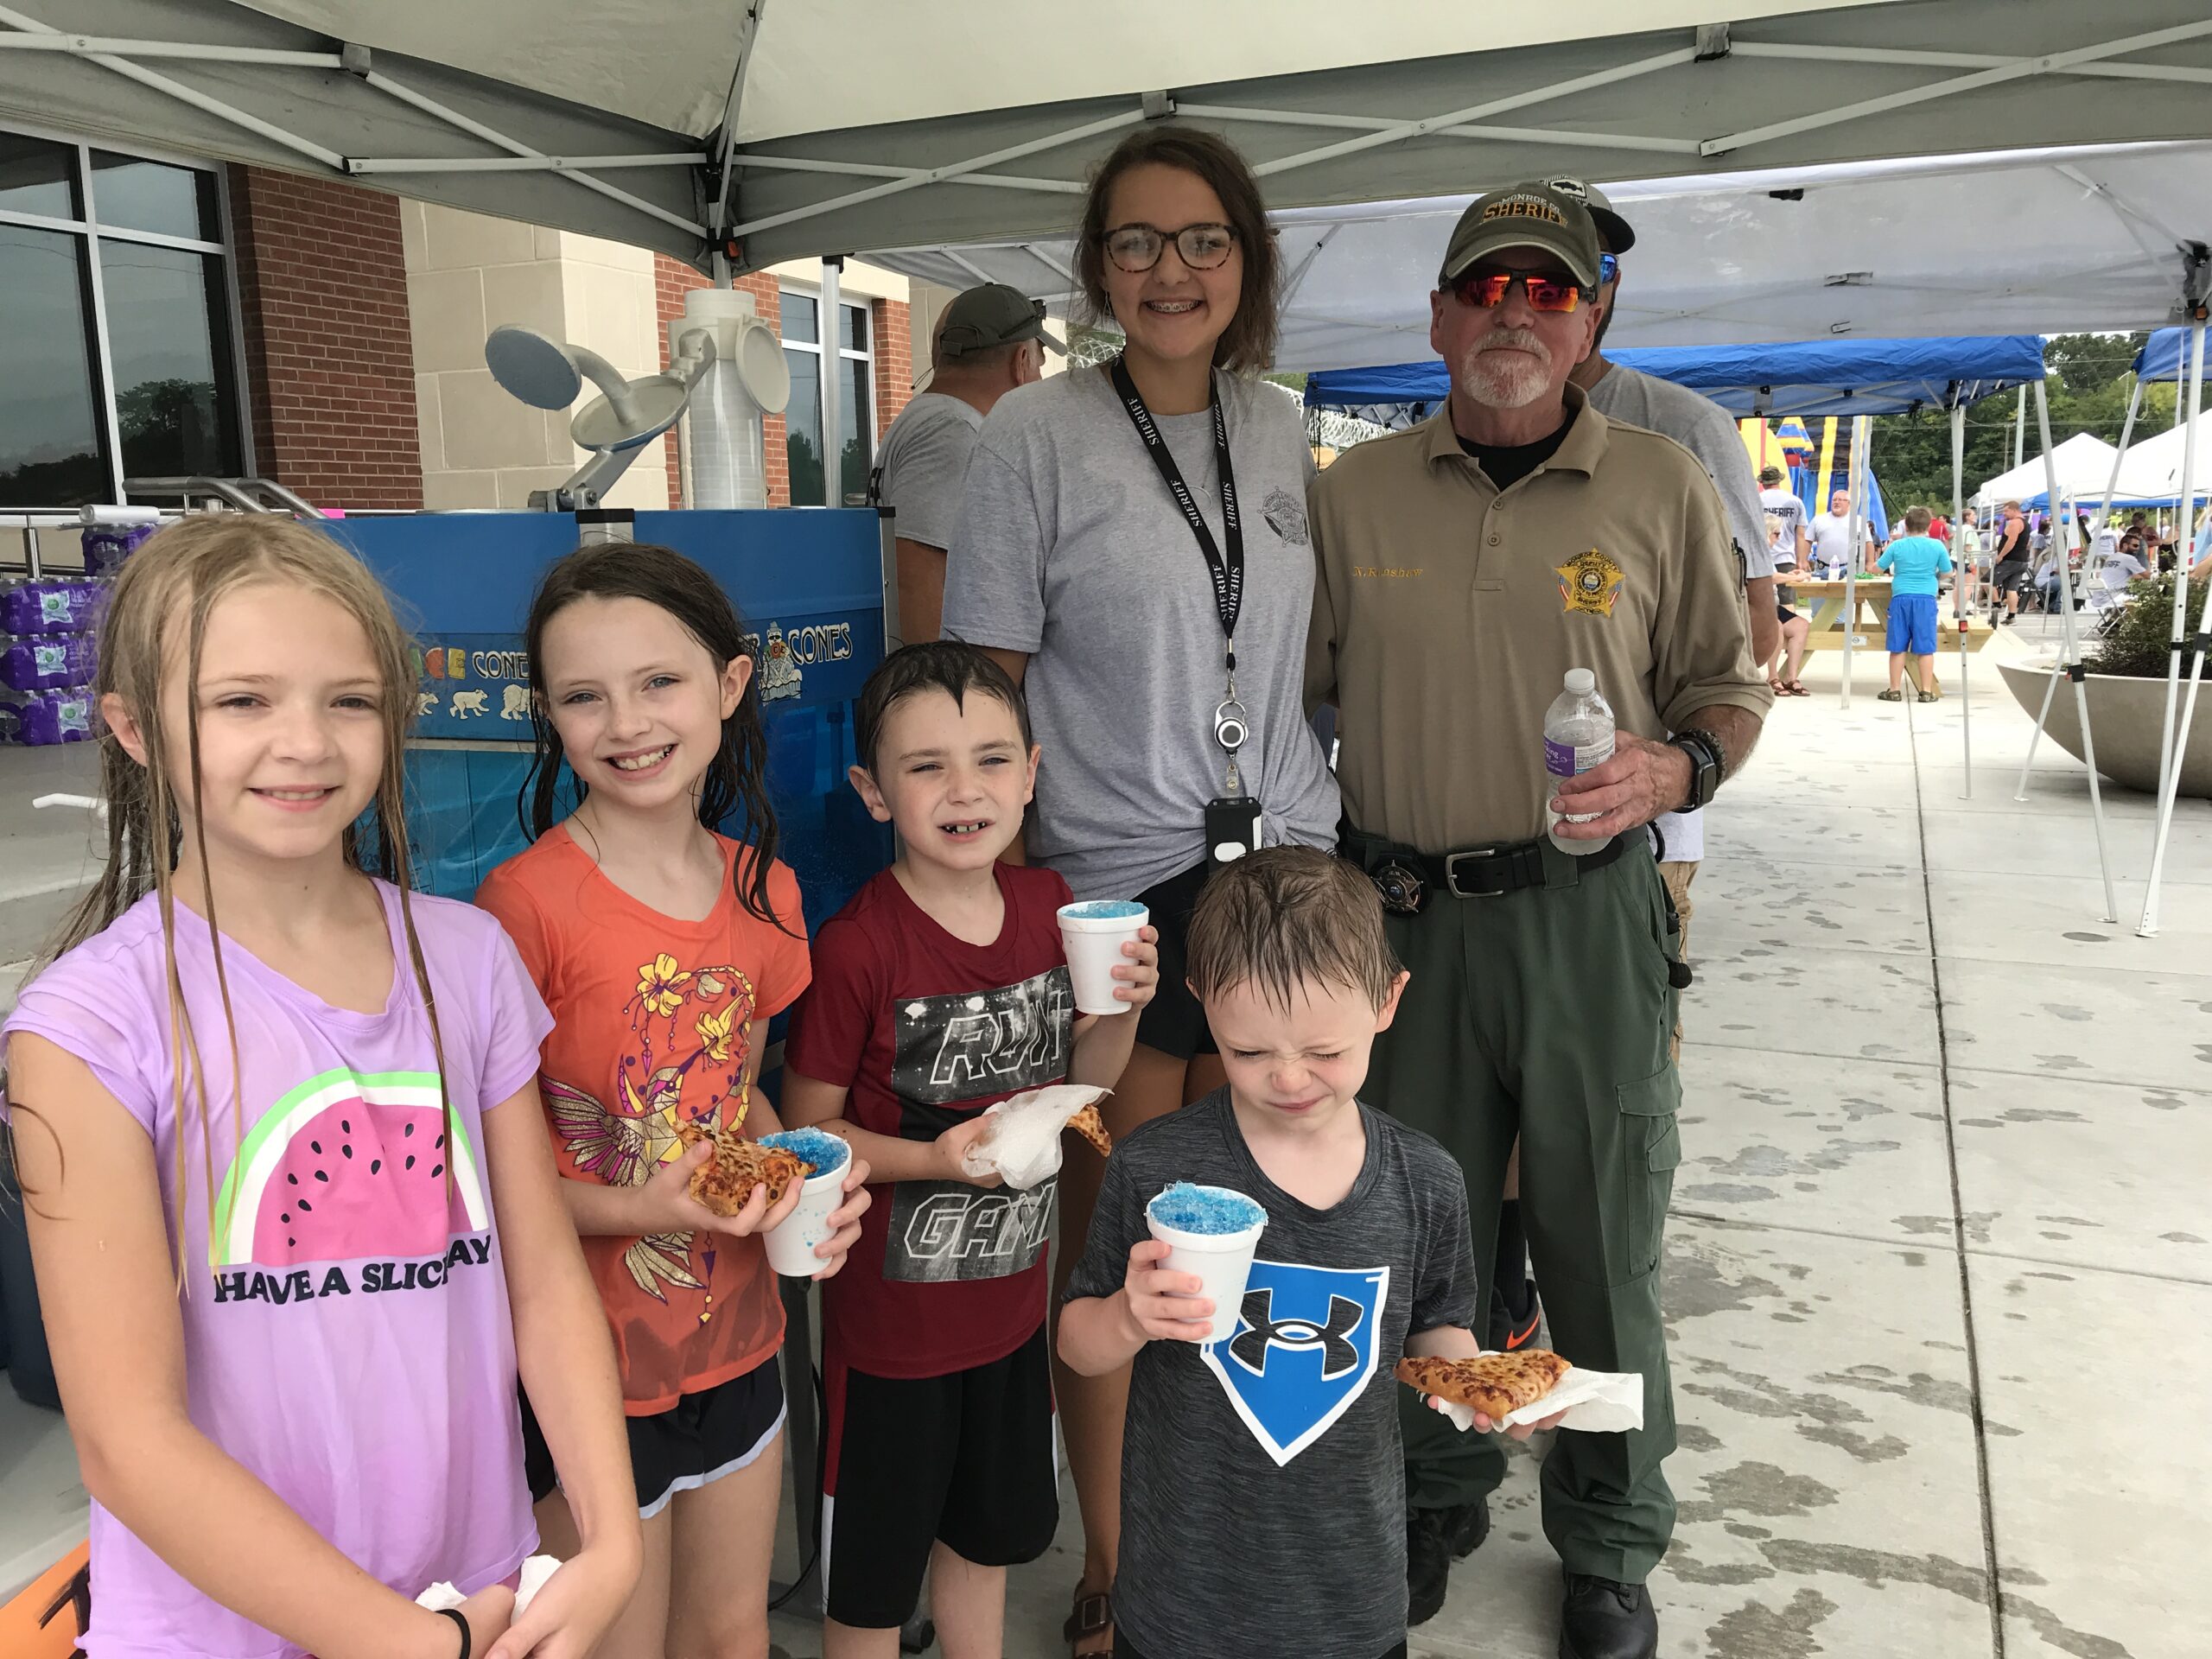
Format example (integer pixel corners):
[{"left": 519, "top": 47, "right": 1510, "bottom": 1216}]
[{"left": 2, "top": 517, "right": 639, "bottom": 1659}]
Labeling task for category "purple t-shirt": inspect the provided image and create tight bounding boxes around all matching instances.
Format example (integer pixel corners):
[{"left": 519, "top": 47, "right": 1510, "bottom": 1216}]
[{"left": 1, "top": 881, "right": 553, "bottom": 1659}]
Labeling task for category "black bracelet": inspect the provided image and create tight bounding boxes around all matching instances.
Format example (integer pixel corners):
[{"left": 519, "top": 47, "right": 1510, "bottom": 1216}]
[
  {"left": 435, "top": 1605, "right": 472, "bottom": 1659},
  {"left": 1683, "top": 725, "right": 1730, "bottom": 785}
]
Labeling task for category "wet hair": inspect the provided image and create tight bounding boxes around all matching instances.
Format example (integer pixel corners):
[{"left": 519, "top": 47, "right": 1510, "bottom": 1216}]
[
  {"left": 519, "top": 543, "right": 791, "bottom": 933},
  {"left": 1185, "top": 847, "right": 1403, "bottom": 1014},
  {"left": 19, "top": 515, "right": 449, "bottom": 1273},
  {"left": 1905, "top": 506, "right": 1933, "bottom": 532},
  {"left": 855, "top": 640, "right": 1032, "bottom": 776},
  {"left": 1074, "top": 124, "right": 1280, "bottom": 373}
]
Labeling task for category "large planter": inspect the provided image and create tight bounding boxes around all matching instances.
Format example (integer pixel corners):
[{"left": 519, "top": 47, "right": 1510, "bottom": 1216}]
[{"left": 1996, "top": 658, "right": 2212, "bottom": 798}]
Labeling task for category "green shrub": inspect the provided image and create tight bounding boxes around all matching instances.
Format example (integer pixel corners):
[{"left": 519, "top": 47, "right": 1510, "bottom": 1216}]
[{"left": 2089, "top": 573, "right": 2189, "bottom": 678}]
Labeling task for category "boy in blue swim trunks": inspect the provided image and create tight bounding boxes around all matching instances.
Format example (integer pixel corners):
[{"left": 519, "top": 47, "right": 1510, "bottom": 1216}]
[{"left": 1878, "top": 505, "right": 1955, "bottom": 703}]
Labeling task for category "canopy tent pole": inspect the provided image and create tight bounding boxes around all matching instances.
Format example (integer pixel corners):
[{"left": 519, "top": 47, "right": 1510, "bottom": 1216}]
[
  {"left": 2096, "top": 375, "right": 2144, "bottom": 531},
  {"left": 2138, "top": 316, "right": 2208, "bottom": 935},
  {"left": 1952, "top": 400, "right": 1973, "bottom": 796},
  {"left": 2018, "top": 379, "right": 2120, "bottom": 920},
  {"left": 2014, "top": 385, "right": 2028, "bottom": 472},
  {"left": 819, "top": 256, "right": 843, "bottom": 505},
  {"left": 1839, "top": 416, "right": 1868, "bottom": 708}
]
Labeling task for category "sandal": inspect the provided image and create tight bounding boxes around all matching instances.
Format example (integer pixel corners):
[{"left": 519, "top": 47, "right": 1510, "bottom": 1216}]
[
  {"left": 1781, "top": 680, "right": 1811, "bottom": 696},
  {"left": 1066, "top": 1589, "right": 1114, "bottom": 1657}
]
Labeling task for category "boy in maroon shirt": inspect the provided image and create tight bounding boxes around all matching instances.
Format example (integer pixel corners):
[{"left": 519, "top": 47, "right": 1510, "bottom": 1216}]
[{"left": 784, "top": 642, "right": 1159, "bottom": 1658}]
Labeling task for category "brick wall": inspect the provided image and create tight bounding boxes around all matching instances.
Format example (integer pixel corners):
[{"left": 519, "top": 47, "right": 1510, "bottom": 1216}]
[
  {"left": 228, "top": 167, "right": 423, "bottom": 510},
  {"left": 873, "top": 296, "right": 913, "bottom": 436},
  {"left": 655, "top": 258, "right": 788, "bottom": 506}
]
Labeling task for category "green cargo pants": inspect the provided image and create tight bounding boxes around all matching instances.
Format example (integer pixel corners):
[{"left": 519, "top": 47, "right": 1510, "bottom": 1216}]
[{"left": 1358, "top": 831, "right": 1681, "bottom": 1586}]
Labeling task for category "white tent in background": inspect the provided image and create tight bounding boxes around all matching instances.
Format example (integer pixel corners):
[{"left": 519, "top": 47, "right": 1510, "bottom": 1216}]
[
  {"left": 1974, "top": 433, "right": 2120, "bottom": 508},
  {"left": 2104, "top": 410, "right": 2212, "bottom": 503}
]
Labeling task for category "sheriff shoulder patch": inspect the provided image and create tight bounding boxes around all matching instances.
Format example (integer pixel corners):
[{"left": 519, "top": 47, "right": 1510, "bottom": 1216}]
[{"left": 1556, "top": 549, "right": 1626, "bottom": 617}]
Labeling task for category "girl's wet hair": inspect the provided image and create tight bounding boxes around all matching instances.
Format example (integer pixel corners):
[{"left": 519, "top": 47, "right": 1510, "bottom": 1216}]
[
  {"left": 518, "top": 543, "right": 791, "bottom": 933},
  {"left": 1073, "top": 124, "right": 1281, "bottom": 374},
  {"left": 22, "top": 515, "right": 449, "bottom": 1271}
]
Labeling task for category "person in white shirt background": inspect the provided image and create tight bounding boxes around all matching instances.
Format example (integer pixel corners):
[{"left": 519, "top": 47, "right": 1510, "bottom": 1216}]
[{"left": 1808, "top": 489, "right": 1880, "bottom": 577}]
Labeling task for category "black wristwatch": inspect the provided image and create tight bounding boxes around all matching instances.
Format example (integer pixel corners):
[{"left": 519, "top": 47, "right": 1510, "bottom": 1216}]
[{"left": 1667, "top": 730, "right": 1724, "bottom": 811}]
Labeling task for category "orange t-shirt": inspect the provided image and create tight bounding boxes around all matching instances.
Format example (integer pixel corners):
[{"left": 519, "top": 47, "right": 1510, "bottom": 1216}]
[{"left": 476, "top": 826, "right": 810, "bottom": 1414}]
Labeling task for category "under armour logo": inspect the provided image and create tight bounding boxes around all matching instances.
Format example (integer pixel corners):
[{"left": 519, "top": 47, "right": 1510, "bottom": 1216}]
[{"left": 1227, "top": 1288, "right": 1364, "bottom": 1379}]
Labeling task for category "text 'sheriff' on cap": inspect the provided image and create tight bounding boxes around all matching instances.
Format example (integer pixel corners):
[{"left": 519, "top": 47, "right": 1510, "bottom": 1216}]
[{"left": 1438, "top": 184, "right": 1602, "bottom": 289}]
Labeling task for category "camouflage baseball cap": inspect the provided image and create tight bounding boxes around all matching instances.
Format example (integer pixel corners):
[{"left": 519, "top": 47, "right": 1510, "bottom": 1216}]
[{"left": 1438, "top": 183, "right": 1602, "bottom": 289}]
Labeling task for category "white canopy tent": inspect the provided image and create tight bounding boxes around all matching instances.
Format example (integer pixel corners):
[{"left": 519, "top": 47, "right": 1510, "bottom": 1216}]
[
  {"left": 2102, "top": 410, "right": 2212, "bottom": 502},
  {"left": 877, "top": 139, "right": 2212, "bottom": 366},
  {"left": 1975, "top": 432, "right": 2120, "bottom": 509},
  {"left": 4, "top": 1, "right": 2212, "bottom": 273}
]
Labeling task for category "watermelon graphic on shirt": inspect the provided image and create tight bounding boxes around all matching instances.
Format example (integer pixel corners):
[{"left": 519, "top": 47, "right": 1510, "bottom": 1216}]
[{"left": 210, "top": 1068, "right": 488, "bottom": 1268}]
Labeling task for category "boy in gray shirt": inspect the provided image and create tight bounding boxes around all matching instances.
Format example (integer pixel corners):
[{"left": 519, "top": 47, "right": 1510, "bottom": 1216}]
[{"left": 1061, "top": 849, "right": 1550, "bottom": 1659}]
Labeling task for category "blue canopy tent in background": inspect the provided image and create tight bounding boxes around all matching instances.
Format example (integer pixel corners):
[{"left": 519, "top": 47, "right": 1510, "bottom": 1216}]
[{"left": 1305, "top": 334, "right": 2046, "bottom": 529}]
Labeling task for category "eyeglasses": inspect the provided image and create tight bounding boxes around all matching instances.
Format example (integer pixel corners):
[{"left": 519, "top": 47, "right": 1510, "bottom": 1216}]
[
  {"left": 1599, "top": 252, "right": 1619, "bottom": 286},
  {"left": 1102, "top": 221, "right": 1238, "bottom": 273},
  {"left": 1447, "top": 267, "right": 1591, "bottom": 314}
]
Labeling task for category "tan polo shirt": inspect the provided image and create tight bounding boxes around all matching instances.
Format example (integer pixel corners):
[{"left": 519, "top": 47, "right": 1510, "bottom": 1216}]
[{"left": 1306, "top": 386, "right": 1770, "bottom": 853}]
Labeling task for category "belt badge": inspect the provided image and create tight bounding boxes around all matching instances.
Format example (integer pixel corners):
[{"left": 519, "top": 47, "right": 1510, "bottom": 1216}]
[{"left": 1556, "top": 548, "right": 1626, "bottom": 617}]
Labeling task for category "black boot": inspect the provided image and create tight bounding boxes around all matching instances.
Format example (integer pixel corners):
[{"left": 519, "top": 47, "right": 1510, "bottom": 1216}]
[
  {"left": 1449, "top": 1497, "right": 1491, "bottom": 1560},
  {"left": 1558, "top": 1573, "right": 1658, "bottom": 1659},
  {"left": 1406, "top": 1508, "right": 1453, "bottom": 1627}
]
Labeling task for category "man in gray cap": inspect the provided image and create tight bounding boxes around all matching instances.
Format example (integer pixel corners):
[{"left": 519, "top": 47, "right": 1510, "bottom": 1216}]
[
  {"left": 873, "top": 283, "right": 1055, "bottom": 643},
  {"left": 1306, "top": 181, "right": 1770, "bottom": 1659}
]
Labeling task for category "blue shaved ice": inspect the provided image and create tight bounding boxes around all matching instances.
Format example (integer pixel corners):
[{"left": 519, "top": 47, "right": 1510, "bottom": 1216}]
[
  {"left": 1147, "top": 1182, "right": 1265, "bottom": 1235},
  {"left": 1062, "top": 899, "right": 1147, "bottom": 918},
  {"left": 760, "top": 1127, "right": 849, "bottom": 1176}
]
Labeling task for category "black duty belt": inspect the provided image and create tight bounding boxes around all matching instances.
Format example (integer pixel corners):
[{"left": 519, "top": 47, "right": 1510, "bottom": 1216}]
[{"left": 1344, "top": 827, "right": 1631, "bottom": 908}]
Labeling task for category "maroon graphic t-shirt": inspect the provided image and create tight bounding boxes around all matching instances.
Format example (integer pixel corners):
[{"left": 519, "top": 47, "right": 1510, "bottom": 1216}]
[{"left": 785, "top": 861, "right": 1077, "bottom": 1377}]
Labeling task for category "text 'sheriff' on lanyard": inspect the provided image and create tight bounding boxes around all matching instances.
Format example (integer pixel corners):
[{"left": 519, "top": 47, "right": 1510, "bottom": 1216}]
[{"left": 1108, "top": 355, "right": 1247, "bottom": 795}]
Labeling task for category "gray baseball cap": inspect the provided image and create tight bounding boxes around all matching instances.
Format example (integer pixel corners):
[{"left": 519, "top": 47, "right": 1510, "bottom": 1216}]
[
  {"left": 938, "top": 283, "right": 1060, "bottom": 359},
  {"left": 1438, "top": 184, "right": 1602, "bottom": 289},
  {"left": 1541, "top": 176, "right": 1636, "bottom": 254}
]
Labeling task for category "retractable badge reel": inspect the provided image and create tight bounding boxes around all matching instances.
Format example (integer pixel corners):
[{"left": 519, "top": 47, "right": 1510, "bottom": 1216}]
[{"left": 1205, "top": 652, "right": 1262, "bottom": 868}]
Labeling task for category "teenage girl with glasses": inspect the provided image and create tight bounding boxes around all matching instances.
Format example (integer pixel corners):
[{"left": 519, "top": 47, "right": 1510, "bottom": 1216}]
[{"left": 940, "top": 126, "right": 1338, "bottom": 1657}]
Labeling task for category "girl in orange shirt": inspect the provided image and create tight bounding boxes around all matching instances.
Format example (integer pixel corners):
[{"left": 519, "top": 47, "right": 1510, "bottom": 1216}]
[{"left": 478, "top": 543, "right": 870, "bottom": 1659}]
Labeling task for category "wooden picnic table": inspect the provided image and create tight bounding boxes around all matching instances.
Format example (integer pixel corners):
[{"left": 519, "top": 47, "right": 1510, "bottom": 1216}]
[{"left": 1786, "top": 575, "right": 1991, "bottom": 652}]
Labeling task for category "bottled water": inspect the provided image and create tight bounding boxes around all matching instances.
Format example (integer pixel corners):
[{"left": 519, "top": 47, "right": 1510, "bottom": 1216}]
[{"left": 1543, "top": 668, "right": 1614, "bottom": 855}]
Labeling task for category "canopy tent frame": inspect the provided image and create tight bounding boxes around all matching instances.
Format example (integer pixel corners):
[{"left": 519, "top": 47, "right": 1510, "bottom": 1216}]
[
  {"left": 10, "top": 3, "right": 2212, "bottom": 270},
  {"left": 2012, "top": 380, "right": 2121, "bottom": 923}
]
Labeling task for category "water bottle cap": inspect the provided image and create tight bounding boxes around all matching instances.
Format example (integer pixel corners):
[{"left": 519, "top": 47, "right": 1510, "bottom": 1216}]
[{"left": 1564, "top": 668, "right": 1596, "bottom": 696}]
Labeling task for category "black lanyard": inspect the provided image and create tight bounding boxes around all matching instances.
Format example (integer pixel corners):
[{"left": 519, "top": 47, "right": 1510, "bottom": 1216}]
[{"left": 1108, "top": 356, "right": 1243, "bottom": 666}]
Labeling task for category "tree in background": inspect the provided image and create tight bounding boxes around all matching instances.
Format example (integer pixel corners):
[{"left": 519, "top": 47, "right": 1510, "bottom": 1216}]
[{"left": 1869, "top": 334, "right": 2177, "bottom": 514}]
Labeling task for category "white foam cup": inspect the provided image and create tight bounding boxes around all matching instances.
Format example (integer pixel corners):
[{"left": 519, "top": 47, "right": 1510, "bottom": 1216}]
[
  {"left": 1146, "top": 1185, "right": 1268, "bottom": 1344},
  {"left": 1058, "top": 900, "right": 1150, "bottom": 1016},
  {"left": 763, "top": 1148, "right": 851, "bottom": 1277}
]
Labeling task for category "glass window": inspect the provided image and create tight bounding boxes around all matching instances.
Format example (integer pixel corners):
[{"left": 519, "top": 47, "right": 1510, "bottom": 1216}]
[
  {"left": 839, "top": 354, "right": 873, "bottom": 506},
  {"left": 779, "top": 289, "right": 817, "bottom": 346},
  {"left": 92, "top": 151, "right": 219, "bottom": 242},
  {"left": 0, "top": 226, "right": 106, "bottom": 508},
  {"left": 101, "top": 238, "right": 242, "bottom": 482},
  {"left": 784, "top": 342, "right": 823, "bottom": 507},
  {"left": 0, "top": 132, "right": 78, "bottom": 221},
  {"left": 841, "top": 304, "right": 868, "bottom": 354}
]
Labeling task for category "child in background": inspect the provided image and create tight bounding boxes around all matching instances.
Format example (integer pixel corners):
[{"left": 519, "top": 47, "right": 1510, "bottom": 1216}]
[
  {"left": 1, "top": 516, "right": 639, "bottom": 1659},
  {"left": 474, "top": 543, "right": 870, "bottom": 1659},
  {"left": 781, "top": 642, "right": 1159, "bottom": 1658},
  {"left": 1059, "top": 848, "right": 1560, "bottom": 1659},
  {"left": 1877, "top": 505, "right": 1955, "bottom": 704}
]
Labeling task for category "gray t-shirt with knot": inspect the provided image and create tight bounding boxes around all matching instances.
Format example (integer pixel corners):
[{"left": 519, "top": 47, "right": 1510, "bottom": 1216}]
[{"left": 943, "top": 366, "right": 1338, "bottom": 901}]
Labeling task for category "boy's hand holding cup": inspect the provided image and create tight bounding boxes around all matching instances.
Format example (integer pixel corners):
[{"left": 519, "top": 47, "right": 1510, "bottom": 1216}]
[
  {"left": 1120, "top": 1238, "right": 1217, "bottom": 1344},
  {"left": 1058, "top": 901, "right": 1154, "bottom": 1014}
]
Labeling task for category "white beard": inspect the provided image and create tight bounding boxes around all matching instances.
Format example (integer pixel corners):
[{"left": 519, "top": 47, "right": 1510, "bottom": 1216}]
[{"left": 1455, "top": 331, "right": 1554, "bottom": 410}]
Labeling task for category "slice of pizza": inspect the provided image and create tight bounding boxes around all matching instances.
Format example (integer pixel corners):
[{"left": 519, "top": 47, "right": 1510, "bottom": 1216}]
[
  {"left": 678, "top": 1122, "right": 813, "bottom": 1216},
  {"left": 1395, "top": 1351, "right": 1573, "bottom": 1421},
  {"left": 1063, "top": 1103, "right": 1113, "bottom": 1158}
]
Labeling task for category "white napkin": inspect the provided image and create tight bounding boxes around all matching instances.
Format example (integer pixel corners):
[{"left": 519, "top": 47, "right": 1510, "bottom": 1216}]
[
  {"left": 417, "top": 1553, "right": 561, "bottom": 1616},
  {"left": 1424, "top": 1366, "right": 1645, "bottom": 1435},
  {"left": 957, "top": 1084, "right": 1111, "bottom": 1190}
]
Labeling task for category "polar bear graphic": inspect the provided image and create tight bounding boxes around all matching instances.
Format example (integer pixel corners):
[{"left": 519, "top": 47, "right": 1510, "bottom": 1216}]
[
  {"left": 500, "top": 683, "right": 532, "bottom": 721},
  {"left": 449, "top": 690, "right": 490, "bottom": 718},
  {"left": 414, "top": 691, "right": 438, "bottom": 718}
]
